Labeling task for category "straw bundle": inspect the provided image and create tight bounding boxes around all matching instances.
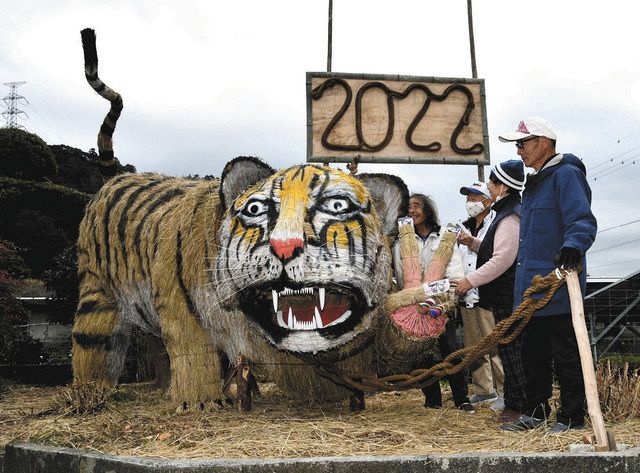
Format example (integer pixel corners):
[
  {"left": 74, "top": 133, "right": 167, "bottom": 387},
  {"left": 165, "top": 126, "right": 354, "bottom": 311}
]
[
  {"left": 373, "top": 223, "right": 459, "bottom": 372},
  {"left": 596, "top": 360, "right": 640, "bottom": 420},
  {"left": 2, "top": 383, "right": 638, "bottom": 459},
  {"left": 373, "top": 315, "right": 438, "bottom": 376},
  {"left": 271, "top": 348, "right": 373, "bottom": 402},
  {"left": 422, "top": 231, "right": 457, "bottom": 283},
  {"left": 397, "top": 223, "right": 422, "bottom": 288}
]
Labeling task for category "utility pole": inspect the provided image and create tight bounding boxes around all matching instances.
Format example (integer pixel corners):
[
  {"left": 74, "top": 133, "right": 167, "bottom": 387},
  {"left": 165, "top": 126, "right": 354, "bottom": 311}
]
[
  {"left": 466, "top": 1, "right": 484, "bottom": 181},
  {"left": 327, "top": 0, "right": 333, "bottom": 72},
  {"left": 2, "top": 81, "right": 29, "bottom": 129}
]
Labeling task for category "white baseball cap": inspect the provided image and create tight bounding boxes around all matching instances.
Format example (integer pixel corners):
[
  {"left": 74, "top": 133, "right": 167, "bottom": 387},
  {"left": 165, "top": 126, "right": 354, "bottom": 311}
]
[
  {"left": 459, "top": 181, "right": 491, "bottom": 199},
  {"left": 498, "top": 117, "right": 557, "bottom": 142}
]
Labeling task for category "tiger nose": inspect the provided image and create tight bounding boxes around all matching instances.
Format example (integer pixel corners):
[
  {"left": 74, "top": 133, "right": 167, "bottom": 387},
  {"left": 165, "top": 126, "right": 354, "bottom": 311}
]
[{"left": 270, "top": 237, "right": 304, "bottom": 261}]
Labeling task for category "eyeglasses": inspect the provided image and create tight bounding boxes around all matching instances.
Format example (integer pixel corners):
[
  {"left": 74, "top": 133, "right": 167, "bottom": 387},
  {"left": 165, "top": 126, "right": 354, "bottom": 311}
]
[{"left": 515, "top": 137, "right": 539, "bottom": 149}]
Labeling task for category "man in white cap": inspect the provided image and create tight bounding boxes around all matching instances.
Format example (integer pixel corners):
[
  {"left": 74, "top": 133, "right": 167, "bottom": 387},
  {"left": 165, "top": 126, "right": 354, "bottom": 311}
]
[
  {"left": 498, "top": 117, "right": 597, "bottom": 433},
  {"left": 457, "top": 182, "right": 504, "bottom": 411}
]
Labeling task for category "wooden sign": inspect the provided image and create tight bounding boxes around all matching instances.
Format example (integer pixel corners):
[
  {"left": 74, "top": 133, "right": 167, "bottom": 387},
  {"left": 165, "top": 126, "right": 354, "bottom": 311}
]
[{"left": 306, "top": 72, "right": 490, "bottom": 165}]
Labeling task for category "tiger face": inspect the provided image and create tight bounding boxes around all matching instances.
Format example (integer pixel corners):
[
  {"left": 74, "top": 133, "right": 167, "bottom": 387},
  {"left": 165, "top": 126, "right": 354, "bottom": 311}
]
[{"left": 216, "top": 157, "right": 407, "bottom": 353}]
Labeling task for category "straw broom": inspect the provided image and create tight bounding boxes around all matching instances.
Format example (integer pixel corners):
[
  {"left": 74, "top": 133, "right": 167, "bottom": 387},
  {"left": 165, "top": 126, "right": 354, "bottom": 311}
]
[
  {"left": 375, "top": 222, "right": 458, "bottom": 370},
  {"left": 384, "top": 221, "right": 457, "bottom": 340}
]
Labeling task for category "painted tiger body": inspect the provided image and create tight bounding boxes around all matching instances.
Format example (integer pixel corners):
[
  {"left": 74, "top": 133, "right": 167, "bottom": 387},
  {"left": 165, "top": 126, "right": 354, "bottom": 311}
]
[
  {"left": 72, "top": 158, "right": 407, "bottom": 404},
  {"left": 73, "top": 28, "right": 409, "bottom": 405}
]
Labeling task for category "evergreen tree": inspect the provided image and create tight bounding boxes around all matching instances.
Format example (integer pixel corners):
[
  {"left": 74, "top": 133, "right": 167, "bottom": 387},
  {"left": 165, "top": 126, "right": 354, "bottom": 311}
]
[{"left": 0, "top": 128, "right": 57, "bottom": 180}]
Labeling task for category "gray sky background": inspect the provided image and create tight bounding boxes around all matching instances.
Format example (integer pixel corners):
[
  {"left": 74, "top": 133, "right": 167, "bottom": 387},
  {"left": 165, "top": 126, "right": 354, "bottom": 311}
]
[{"left": 2, "top": 0, "right": 640, "bottom": 279}]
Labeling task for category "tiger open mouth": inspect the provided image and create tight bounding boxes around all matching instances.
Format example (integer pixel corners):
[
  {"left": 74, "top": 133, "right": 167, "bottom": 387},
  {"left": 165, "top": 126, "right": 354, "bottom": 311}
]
[
  {"left": 271, "top": 287, "right": 352, "bottom": 330},
  {"left": 237, "top": 283, "right": 366, "bottom": 341}
]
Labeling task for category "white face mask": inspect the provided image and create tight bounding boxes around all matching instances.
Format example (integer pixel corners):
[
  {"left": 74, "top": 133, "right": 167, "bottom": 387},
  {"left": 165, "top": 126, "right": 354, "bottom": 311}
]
[
  {"left": 493, "top": 184, "right": 508, "bottom": 203},
  {"left": 466, "top": 201, "right": 486, "bottom": 218}
]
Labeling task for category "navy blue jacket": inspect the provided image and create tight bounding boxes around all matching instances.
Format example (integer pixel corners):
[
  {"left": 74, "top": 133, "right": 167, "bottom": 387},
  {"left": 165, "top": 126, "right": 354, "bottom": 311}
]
[{"left": 513, "top": 154, "right": 597, "bottom": 316}]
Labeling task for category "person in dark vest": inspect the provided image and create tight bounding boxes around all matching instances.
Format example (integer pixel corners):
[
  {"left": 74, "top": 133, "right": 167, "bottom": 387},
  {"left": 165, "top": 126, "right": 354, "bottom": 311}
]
[{"left": 455, "top": 160, "right": 526, "bottom": 424}]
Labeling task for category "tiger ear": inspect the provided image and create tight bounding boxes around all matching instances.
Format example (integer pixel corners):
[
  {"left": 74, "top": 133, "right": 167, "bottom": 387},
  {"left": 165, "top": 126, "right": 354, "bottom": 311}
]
[
  {"left": 220, "top": 156, "right": 276, "bottom": 208},
  {"left": 357, "top": 173, "right": 409, "bottom": 236}
]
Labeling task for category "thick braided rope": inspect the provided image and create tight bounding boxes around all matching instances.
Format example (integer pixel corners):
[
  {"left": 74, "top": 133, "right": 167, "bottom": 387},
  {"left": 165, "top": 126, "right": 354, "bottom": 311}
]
[{"left": 313, "top": 268, "right": 574, "bottom": 393}]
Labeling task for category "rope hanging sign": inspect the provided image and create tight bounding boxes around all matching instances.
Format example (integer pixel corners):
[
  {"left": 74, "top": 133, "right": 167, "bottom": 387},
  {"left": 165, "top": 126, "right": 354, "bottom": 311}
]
[{"left": 306, "top": 72, "right": 490, "bottom": 165}]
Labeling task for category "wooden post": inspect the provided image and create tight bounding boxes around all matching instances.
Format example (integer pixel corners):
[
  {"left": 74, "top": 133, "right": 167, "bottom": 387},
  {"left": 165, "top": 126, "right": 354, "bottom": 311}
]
[
  {"left": 325, "top": 0, "right": 333, "bottom": 171},
  {"left": 566, "top": 271, "right": 615, "bottom": 451},
  {"left": 466, "top": 0, "right": 484, "bottom": 182},
  {"left": 236, "top": 355, "right": 252, "bottom": 412},
  {"left": 327, "top": 0, "right": 333, "bottom": 72},
  {"left": 466, "top": 0, "right": 478, "bottom": 80}
]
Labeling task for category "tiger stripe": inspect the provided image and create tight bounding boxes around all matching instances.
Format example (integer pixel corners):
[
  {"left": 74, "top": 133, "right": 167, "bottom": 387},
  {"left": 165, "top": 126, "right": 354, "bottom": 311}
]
[
  {"left": 176, "top": 230, "right": 200, "bottom": 321},
  {"left": 73, "top": 172, "right": 223, "bottom": 397},
  {"left": 131, "top": 185, "right": 187, "bottom": 281},
  {"left": 102, "top": 182, "right": 140, "bottom": 282},
  {"left": 117, "top": 179, "right": 164, "bottom": 265},
  {"left": 75, "top": 299, "right": 114, "bottom": 317},
  {"left": 81, "top": 28, "right": 124, "bottom": 177}
]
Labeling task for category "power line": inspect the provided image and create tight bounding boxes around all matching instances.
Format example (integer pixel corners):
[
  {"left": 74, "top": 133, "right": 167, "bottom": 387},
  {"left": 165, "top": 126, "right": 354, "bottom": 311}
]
[
  {"left": 588, "top": 155, "right": 638, "bottom": 182},
  {"left": 588, "top": 257, "right": 640, "bottom": 270},
  {"left": 597, "top": 218, "right": 640, "bottom": 234},
  {"left": 589, "top": 159, "right": 640, "bottom": 181},
  {"left": 588, "top": 236, "right": 640, "bottom": 255},
  {"left": 24, "top": 101, "right": 65, "bottom": 144},
  {"left": 588, "top": 145, "right": 640, "bottom": 175},
  {"left": 584, "top": 129, "right": 640, "bottom": 162}
]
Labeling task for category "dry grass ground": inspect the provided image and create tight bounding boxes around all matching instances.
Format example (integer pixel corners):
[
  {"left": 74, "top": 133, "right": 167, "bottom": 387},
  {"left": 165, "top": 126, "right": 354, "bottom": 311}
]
[{"left": 1, "top": 381, "right": 638, "bottom": 459}]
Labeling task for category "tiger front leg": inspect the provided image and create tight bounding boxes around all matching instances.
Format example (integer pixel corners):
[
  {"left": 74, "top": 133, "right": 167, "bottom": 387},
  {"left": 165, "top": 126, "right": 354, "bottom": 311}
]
[{"left": 157, "top": 302, "right": 227, "bottom": 411}]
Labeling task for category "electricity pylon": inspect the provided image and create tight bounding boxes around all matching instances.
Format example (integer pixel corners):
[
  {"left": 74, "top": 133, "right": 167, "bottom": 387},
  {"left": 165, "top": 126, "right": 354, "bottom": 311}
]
[{"left": 2, "top": 81, "right": 28, "bottom": 129}]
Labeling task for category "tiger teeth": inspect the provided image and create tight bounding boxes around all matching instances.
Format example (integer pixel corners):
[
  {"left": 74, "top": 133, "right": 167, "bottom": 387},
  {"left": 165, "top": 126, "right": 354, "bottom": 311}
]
[
  {"left": 324, "top": 310, "right": 351, "bottom": 328},
  {"left": 271, "top": 286, "right": 349, "bottom": 330},
  {"left": 272, "top": 286, "right": 320, "bottom": 314},
  {"left": 277, "top": 286, "right": 315, "bottom": 298},
  {"left": 275, "top": 306, "right": 352, "bottom": 331},
  {"left": 287, "top": 307, "right": 294, "bottom": 329}
]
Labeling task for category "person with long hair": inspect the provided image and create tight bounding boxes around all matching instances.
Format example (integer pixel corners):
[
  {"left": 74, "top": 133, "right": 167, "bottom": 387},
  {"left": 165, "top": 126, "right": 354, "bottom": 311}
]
[{"left": 393, "top": 193, "right": 474, "bottom": 413}]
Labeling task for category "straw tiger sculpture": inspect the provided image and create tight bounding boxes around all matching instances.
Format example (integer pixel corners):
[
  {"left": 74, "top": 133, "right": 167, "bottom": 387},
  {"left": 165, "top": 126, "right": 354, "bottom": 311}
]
[{"left": 73, "top": 29, "right": 451, "bottom": 409}]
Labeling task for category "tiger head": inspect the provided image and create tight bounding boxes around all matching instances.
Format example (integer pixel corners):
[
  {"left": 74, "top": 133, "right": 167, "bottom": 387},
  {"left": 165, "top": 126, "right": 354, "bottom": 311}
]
[{"left": 216, "top": 157, "right": 408, "bottom": 354}]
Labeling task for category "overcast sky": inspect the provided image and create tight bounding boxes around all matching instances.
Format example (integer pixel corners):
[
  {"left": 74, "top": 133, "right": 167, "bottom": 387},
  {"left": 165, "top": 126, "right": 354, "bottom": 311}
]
[{"left": 2, "top": 0, "right": 640, "bottom": 279}]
